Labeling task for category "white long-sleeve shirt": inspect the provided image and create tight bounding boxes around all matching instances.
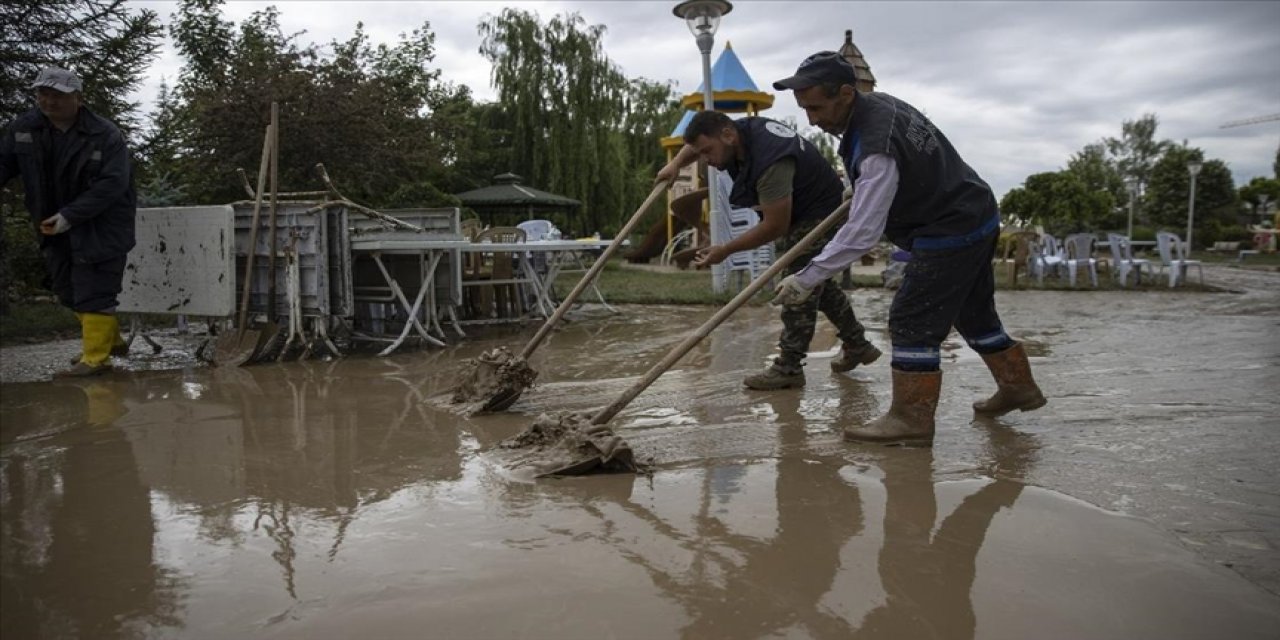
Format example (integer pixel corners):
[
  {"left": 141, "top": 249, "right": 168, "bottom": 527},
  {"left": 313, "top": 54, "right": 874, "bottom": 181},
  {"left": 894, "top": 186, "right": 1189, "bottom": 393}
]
[{"left": 794, "top": 153, "right": 899, "bottom": 288}]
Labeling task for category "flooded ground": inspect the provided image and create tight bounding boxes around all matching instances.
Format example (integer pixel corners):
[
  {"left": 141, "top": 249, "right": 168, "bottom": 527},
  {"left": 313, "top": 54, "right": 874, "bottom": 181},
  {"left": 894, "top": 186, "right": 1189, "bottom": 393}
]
[{"left": 2, "top": 264, "right": 1278, "bottom": 639}]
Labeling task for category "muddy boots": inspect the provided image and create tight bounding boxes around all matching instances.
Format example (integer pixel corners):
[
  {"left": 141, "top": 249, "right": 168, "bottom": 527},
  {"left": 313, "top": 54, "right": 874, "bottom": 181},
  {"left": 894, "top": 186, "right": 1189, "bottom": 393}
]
[
  {"left": 830, "top": 341, "right": 882, "bottom": 372},
  {"left": 972, "top": 343, "right": 1047, "bottom": 416},
  {"left": 744, "top": 361, "right": 805, "bottom": 390},
  {"left": 56, "top": 313, "right": 119, "bottom": 378},
  {"left": 844, "top": 370, "right": 941, "bottom": 446}
]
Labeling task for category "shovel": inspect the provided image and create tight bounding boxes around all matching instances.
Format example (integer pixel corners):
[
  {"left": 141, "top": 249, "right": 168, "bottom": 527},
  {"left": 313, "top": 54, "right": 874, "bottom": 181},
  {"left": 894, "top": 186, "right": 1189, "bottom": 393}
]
[
  {"left": 509, "top": 199, "right": 854, "bottom": 477},
  {"left": 452, "top": 180, "right": 673, "bottom": 413},
  {"left": 212, "top": 121, "right": 274, "bottom": 366}
]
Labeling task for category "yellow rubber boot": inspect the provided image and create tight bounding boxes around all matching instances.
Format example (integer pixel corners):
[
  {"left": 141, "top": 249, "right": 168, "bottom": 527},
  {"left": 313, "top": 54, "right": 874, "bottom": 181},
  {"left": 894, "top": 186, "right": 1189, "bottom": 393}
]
[
  {"left": 57, "top": 313, "right": 116, "bottom": 377},
  {"left": 69, "top": 313, "right": 127, "bottom": 364}
]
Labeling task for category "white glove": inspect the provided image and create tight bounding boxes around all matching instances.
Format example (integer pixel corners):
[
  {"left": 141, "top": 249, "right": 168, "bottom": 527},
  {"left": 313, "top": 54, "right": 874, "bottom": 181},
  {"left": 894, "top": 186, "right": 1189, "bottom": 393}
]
[
  {"left": 40, "top": 213, "right": 71, "bottom": 235},
  {"left": 771, "top": 274, "right": 814, "bottom": 306}
]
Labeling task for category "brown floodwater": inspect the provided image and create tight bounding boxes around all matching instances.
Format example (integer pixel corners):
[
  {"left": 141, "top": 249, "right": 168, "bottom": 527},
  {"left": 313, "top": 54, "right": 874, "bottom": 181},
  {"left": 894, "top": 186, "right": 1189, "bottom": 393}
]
[{"left": 2, "top": 265, "right": 1279, "bottom": 639}]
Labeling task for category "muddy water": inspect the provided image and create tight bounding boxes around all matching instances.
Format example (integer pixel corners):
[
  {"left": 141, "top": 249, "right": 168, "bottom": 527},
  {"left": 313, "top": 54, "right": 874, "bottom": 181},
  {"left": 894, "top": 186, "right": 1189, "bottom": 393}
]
[{"left": 2, "top": 266, "right": 1279, "bottom": 638}]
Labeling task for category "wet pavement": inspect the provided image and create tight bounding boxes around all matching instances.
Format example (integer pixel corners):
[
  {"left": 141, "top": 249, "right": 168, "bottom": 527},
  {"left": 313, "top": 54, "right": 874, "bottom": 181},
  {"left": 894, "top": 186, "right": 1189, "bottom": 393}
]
[{"left": 2, "top": 264, "right": 1279, "bottom": 639}]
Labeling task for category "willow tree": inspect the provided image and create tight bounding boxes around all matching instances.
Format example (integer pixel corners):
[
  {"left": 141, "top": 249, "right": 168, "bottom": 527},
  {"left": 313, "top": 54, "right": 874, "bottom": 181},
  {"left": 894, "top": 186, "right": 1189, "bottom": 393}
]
[{"left": 479, "top": 9, "right": 678, "bottom": 236}]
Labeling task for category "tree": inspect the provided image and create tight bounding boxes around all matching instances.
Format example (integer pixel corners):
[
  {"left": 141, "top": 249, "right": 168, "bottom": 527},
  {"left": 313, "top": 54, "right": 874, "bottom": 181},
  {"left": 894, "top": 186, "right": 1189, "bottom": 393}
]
[
  {"left": 997, "top": 171, "right": 1112, "bottom": 236},
  {"left": 1238, "top": 176, "right": 1280, "bottom": 226},
  {"left": 1104, "top": 114, "right": 1173, "bottom": 193},
  {"left": 1146, "top": 145, "right": 1239, "bottom": 247},
  {"left": 1065, "top": 142, "right": 1126, "bottom": 229},
  {"left": 1, "top": 0, "right": 163, "bottom": 134},
  {"left": 479, "top": 9, "right": 680, "bottom": 235},
  {"left": 154, "top": 0, "right": 463, "bottom": 207}
]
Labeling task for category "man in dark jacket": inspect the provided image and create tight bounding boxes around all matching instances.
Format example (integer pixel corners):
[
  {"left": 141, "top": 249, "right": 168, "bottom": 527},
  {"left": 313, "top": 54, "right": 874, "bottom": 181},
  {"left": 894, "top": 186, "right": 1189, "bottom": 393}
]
[
  {"left": 0, "top": 67, "right": 136, "bottom": 377},
  {"left": 655, "top": 110, "right": 879, "bottom": 390},
  {"left": 771, "top": 52, "right": 1045, "bottom": 446}
]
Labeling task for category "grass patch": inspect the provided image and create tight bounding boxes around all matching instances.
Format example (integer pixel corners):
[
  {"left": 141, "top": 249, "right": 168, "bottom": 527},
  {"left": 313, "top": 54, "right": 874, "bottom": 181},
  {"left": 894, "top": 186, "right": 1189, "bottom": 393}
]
[
  {"left": 0, "top": 300, "right": 79, "bottom": 345},
  {"left": 554, "top": 258, "right": 1225, "bottom": 305}
]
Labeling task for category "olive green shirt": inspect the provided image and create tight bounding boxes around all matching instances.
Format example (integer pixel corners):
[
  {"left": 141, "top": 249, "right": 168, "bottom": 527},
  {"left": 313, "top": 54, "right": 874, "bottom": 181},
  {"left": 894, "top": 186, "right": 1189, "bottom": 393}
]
[{"left": 755, "top": 157, "right": 794, "bottom": 205}]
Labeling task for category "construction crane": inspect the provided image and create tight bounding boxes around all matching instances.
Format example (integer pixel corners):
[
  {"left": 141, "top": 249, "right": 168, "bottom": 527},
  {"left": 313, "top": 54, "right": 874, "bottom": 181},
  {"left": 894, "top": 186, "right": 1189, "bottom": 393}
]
[{"left": 1219, "top": 113, "right": 1280, "bottom": 129}]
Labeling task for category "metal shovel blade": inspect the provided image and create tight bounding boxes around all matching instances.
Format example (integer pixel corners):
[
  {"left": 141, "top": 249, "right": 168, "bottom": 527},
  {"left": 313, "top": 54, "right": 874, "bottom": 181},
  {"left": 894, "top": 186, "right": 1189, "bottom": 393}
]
[
  {"left": 250, "top": 321, "right": 282, "bottom": 362},
  {"left": 211, "top": 328, "right": 262, "bottom": 367}
]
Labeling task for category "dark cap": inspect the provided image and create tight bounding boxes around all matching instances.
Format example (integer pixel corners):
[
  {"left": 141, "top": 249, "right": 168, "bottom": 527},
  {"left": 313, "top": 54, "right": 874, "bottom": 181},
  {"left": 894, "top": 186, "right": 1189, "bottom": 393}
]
[
  {"left": 771, "top": 51, "right": 857, "bottom": 91},
  {"left": 30, "top": 67, "right": 83, "bottom": 93}
]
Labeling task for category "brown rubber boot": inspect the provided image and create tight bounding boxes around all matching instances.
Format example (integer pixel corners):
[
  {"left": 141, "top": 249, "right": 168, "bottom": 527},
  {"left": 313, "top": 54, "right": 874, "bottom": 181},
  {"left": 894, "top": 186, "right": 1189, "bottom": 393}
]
[
  {"left": 830, "top": 342, "right": 882, "bottom": 372},
  {"left": 973, "top": 343, "right": 1047, "bottom": 416},
  {"left": 743, "top": 364, "right": 805, "bottom": 390},
  {"left": 844, "top": 370, "right": 941, "bottom": 446}
]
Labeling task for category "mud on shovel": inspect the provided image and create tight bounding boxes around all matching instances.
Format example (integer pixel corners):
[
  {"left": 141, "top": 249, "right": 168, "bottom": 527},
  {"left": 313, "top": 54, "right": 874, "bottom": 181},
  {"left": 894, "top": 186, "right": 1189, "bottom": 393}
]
[
  {"left": 212, "top": 120, "right": 274, "bottom": 366},
  {"left": 451, "top": 180, "right": 673, "bottom": 413},
  {"left": 504, "top": 199, "right": 854, "bottom": 477}
]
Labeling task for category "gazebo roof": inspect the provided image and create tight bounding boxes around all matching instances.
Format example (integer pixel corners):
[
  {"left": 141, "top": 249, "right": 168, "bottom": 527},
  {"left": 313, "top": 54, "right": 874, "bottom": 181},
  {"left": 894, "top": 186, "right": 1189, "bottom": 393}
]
[
  {"left": 454, "top": 173, "right": 581, "bottom": 208},
  {"left": 679, "top": 42, "right": 775, "bottom": 112}
]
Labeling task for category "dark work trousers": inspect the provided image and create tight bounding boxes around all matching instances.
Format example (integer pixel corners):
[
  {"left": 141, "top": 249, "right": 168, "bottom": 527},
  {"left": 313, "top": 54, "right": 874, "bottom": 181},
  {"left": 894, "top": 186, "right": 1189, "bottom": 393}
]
[
  {"left": 774, "top": 217, "right": 872, "bottom": 374},
  {"left": 41, "top": 235, "right": 126, "bottom": 313},
  {"left": 889, "top": 232, "right": 1013, "bottom": 371}
]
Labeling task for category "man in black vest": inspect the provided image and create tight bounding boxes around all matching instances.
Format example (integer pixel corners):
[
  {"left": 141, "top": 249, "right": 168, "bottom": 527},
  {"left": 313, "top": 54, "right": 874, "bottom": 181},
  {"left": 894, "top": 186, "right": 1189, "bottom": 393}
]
[
  {"left": 1, "top": 67, "right": 136, "bottom": 377},
  {"left": 656, "top": 111, "right": 879, "bottom": 390},
  {"left": 771, "top": 52, "right": 1046, "bottom": 445}
]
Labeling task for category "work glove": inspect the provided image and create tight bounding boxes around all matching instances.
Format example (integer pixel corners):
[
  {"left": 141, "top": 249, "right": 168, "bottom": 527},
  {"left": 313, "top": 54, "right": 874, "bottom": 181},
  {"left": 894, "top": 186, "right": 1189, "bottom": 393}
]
[
  {"left": 40, "top": 213, "right": 70, "bottom": 235},
  {"left": 771, "top": 274, "right": 814, "bottom": 306},
  {"left": 842, "top": 185, "right": 853, "bottom": 201}
]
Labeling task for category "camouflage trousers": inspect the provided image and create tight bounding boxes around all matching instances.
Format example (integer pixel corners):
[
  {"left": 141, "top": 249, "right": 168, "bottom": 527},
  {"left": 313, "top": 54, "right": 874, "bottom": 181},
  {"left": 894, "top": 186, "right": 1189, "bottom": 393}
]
[{"left": 772, "top": 217, "right": 871, "bottom": 374}]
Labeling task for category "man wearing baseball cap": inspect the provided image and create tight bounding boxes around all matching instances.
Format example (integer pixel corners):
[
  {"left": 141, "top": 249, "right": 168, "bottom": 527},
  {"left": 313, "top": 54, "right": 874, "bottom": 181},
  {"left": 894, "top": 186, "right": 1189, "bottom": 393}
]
[
  {"left": 770, "top": 51, "right": 1045, "bottom": 445},
  {"left": 1, "top": 66, "right": 136, "bottom": 377}
]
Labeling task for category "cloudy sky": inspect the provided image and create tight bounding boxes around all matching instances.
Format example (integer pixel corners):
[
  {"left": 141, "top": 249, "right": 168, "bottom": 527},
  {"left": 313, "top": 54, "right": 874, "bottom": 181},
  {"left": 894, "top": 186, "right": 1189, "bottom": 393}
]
[{"left": 130, "top": 0, "right": 1280, "bottom": 199}]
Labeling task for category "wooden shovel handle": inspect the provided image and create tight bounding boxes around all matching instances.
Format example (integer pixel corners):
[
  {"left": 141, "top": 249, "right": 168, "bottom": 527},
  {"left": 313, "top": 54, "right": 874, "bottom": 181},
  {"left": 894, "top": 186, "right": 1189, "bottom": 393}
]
[
  {"left": 519, "top": 180, "right": 672, "bottom": 360},
  {"left": 591, "top": 199, "right": 853, "bottom": 425},
  {"left": 235, "top": 123, "right": 274, "bottom": 338}
]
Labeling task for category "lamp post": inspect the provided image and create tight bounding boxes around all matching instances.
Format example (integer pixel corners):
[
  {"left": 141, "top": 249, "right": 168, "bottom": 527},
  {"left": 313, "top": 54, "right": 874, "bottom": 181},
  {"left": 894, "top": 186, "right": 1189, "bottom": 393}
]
[
  {"left": 1125, "top": 176, "right": 1139, "bottom": 239},
  {"left": 1186, "top": 160, "right": 1202, "bottom": 251},
  {"left": 674, "top": 0, "right": 731, "bottom": 291}
]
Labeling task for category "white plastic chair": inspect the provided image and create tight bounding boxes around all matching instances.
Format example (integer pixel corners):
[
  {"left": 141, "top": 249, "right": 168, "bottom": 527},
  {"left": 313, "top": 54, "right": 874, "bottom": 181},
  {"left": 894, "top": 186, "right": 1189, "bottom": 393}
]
[
  {"left": 724, "top": 205, "right": 774, "bottom": 280},
  {"left": 1030, "top": 233, "right": 1065, "bottom": 284},
  {"left": 516, "top": 219, "right": 555, "bottom": 241},
  {"left": 1155, "top": 231, "right": 1204, "bottom": 288},
  {"left": 1106, "top": 233, "right": 1150, "bottom": 287},
  {"left": 1062, "top": 233, "right": 1099, "bottom": 288}
]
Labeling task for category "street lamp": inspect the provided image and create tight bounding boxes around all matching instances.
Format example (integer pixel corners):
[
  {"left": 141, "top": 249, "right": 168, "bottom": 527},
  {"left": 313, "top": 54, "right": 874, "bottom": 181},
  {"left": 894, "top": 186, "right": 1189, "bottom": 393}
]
[
  {"left": 1186, "top": 160, "right": 1202, "bottom": 251},
  {"left": 673, "top": 0, "right": 732, "bottom": 290},
  {"left": 1125, "top": 176, "right": 1140, "bottom": 239}
]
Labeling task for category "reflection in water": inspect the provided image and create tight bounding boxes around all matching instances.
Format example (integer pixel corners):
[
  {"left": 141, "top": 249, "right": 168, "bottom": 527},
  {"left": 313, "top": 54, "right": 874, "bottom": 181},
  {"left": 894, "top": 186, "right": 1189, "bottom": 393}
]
[
  {"left": 1, "top": 380, "right": 183, "bottom": 638},
  {"left": 853, "top": 421, "right": 1037, "bottom": 639},
  {"left": 1, "top": 360, "right": 466, "bottom": 637},
  {"left": 547, "top": 395, "right": 1039, "bottom": 639}
]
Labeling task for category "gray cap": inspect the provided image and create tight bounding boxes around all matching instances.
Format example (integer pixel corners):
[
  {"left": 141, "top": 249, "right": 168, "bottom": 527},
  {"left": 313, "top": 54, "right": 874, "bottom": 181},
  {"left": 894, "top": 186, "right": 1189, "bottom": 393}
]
[{"left": 30, "top": 67, "right": 83, "bottom": 93}]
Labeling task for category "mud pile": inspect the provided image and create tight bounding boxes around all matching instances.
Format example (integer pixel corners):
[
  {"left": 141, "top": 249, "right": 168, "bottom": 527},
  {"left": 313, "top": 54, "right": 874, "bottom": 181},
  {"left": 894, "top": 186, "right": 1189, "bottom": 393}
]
[
  {"left": 499, "top": 412, "right": 646, "bottom": 477},
  {"left": 450, "top": 346, "right": 538, "bottom": 412}
]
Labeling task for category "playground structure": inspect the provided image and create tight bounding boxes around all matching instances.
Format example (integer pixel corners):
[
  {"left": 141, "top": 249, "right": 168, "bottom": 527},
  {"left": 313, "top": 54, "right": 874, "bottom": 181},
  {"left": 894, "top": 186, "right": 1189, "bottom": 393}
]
[{"left": 625, "top": 42, "right": 774, "bottom": 268}]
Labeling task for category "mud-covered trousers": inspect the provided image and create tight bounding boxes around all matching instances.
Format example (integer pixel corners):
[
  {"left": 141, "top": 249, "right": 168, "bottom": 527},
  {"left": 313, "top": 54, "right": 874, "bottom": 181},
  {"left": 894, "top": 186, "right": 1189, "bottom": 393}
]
[
  {"left": 889, "top": 221, "right": 1015, "bottom": 372},
  {"left": 772, "top": 217, "right": 873, "bottom": 374}
]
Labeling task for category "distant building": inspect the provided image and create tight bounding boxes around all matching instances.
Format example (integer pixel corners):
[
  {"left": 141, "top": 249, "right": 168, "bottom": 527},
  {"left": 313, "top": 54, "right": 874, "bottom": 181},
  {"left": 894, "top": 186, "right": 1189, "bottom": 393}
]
[{"left": 839, "top": 29, "right": 876, "bottom": 93}]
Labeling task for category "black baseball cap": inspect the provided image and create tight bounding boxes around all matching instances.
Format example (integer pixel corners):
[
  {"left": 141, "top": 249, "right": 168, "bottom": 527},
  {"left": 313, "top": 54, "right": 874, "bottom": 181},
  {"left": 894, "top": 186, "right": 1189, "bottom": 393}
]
[{"left": 772, "top": 51, "right": 858, "bottom": 91}]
